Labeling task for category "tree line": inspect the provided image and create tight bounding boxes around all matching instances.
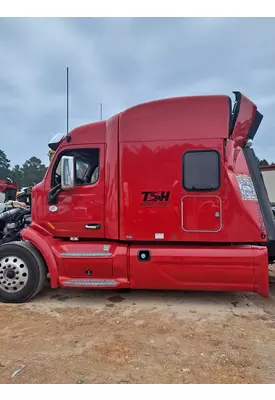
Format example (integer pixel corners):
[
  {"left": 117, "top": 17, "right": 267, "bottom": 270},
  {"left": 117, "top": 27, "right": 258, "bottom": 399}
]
[
  {"left": 0, "top": 149, "right": 47, "bottom": 189},
  {"left": 256, "top": 158, "right": 274, "bottom": 166}
]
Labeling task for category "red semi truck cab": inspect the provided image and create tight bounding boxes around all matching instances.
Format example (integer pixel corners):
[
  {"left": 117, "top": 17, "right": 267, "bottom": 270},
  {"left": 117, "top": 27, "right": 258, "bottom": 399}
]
[
  {"left": 0, "top": 179, "right": 17, "bottom": 202},
  {"left": 1, "top": 91, "right": 274, "bottom": 303}
]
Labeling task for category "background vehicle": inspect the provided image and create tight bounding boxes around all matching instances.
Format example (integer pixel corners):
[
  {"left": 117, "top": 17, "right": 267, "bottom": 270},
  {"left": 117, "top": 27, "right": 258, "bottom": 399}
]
[
  {"left": 0, "top": 206, "right": 31, "bottom": 245},
  {"left": 0, "top": 179, "right": 18, "bottom": 202}
]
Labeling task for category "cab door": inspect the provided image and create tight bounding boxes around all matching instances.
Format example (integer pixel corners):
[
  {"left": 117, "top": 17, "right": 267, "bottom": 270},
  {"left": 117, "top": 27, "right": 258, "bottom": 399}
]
[{"left": 45, "top": 145, "right": 105, "bottom": 238}]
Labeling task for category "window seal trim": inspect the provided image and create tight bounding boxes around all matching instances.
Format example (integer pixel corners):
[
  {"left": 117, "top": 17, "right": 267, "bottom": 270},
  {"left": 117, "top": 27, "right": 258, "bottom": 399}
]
[{"left": 182, "top": 149, "right": 221, "bottom": 192}]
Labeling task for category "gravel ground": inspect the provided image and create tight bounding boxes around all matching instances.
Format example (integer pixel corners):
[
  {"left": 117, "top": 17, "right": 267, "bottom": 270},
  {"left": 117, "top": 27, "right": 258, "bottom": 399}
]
[{"left": 1, "top": 268, "right": 275, "bottom": 384}]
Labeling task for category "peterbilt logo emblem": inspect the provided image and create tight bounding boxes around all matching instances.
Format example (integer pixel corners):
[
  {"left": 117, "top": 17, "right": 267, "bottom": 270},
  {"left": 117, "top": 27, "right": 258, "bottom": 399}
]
[{"left": 141, "top": 191, "right": 170, "bottom": 208}]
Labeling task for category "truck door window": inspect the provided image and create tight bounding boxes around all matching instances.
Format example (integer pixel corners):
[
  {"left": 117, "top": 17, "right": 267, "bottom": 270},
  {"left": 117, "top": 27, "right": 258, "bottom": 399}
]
[
  {"left": 52, "top": 149, "right": 99, "bottom": 187},
  {"left": 183, "top": 150, "right": 220, "bottom": 191}
]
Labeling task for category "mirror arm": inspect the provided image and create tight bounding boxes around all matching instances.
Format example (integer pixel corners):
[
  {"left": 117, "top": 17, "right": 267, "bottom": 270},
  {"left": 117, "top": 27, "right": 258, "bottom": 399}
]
[{"left": 48, "top": 183, "right": 62, "bottom": 205}]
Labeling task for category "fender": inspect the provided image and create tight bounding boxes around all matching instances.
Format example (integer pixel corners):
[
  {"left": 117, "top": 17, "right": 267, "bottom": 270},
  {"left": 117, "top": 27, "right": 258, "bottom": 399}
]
[{"left": 21, "top": 224, "right": 59, "bottom": 288}]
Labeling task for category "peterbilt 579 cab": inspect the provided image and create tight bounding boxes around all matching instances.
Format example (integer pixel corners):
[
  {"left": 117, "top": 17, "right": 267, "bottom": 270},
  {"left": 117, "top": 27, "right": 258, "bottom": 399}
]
[{"left": 0, "top": 91, "right": 274, "bottom": 303}]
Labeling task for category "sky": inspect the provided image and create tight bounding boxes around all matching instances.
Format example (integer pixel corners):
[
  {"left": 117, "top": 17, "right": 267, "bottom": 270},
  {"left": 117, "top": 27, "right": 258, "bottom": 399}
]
[{"left": 1, "top": 17, "right": 275, "bottom": 167}]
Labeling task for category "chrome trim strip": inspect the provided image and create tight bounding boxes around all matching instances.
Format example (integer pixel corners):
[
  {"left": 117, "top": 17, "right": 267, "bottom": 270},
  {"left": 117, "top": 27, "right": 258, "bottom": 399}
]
[{"left": 60, "top": 252, "right": 112, "bottom": 257}]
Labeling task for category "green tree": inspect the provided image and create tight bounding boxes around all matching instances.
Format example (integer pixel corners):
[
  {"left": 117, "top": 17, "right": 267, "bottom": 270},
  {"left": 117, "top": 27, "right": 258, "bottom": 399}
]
[
  {"left": 259, "top": 159, "right": 269, "bottom": 166},
  {"left": 10, "top": 164, "right": 23, "bottom": 188},
  {"left": 0, "top": 150, "right": 11, "bottom": 180},
  {"left": 20, "top": 156, "right": 47, "bottom": 187}
]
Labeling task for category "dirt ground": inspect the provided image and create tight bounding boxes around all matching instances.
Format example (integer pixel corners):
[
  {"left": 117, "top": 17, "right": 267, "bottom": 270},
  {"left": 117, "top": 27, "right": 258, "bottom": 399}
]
[{"left": 1, "top": 269, "right": 275, "bottom": 384}]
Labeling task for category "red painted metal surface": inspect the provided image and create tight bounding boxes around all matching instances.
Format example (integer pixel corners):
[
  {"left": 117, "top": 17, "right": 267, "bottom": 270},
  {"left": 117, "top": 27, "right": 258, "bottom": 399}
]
[
  {"left": 65, "top": 121, "right": 106, "bottom": 146},
  {"left": 26, "top": 92, "right": 270, "bottom": 297},
  {"left": 119, "top": 138, "right": 266, "bottom": 243},
  {"left": 21, "top": 226, "right": 269, "bottom": 296},
  {"left": 181, "top": 196, "right": 221, "bottom": 232},
  {"left": 119, "top": 95, "right": 231, "bottom": 142},
  {"left": 21, "top": 224, "right": 60, "bottom": 288},
  {"left": 53, "top": 241, "right": 128, "bottom": 281},
  {"left": 129, "top": 245, "right": 268, "bottom": 297},
  {"left": 105, "top": 114, "right": 120, "bottom": 240}
]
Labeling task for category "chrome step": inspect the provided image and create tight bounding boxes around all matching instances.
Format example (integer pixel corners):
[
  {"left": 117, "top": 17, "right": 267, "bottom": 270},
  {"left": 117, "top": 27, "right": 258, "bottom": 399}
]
[{"left": 62, "top": 279, "right": 118, "bottom": 287}]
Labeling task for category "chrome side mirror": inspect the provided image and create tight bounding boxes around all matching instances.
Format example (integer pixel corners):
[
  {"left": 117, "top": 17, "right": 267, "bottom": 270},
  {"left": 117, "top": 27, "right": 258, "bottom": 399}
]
[{"left": 61, "top": 156, "right": 75, "bottom": 190}]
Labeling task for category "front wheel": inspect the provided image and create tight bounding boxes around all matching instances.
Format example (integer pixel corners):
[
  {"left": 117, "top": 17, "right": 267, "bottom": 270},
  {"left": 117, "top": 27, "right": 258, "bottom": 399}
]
[{"left": 0, "top": 242, "right": 47, "bottom": 303}]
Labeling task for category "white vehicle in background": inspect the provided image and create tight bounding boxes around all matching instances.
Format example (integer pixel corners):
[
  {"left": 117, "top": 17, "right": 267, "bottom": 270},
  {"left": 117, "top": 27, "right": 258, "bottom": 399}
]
[
  {"left": 19, "top": 187, "right": 29, "bottom": 193},
  {"left": 260, "top": 165, "right": 275, "bottom": 218}
]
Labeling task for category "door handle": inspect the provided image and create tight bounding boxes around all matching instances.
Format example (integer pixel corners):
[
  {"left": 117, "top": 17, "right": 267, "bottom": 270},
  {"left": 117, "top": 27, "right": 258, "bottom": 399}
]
[{"left": 85, "top": 224, "right": 101, "bottom": 230}]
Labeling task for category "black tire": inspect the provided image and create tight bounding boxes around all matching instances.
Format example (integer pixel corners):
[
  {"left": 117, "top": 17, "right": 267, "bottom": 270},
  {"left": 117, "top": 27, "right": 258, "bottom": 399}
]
[{"left": 0, "top": 241, "right": 47, "bottom": 303}]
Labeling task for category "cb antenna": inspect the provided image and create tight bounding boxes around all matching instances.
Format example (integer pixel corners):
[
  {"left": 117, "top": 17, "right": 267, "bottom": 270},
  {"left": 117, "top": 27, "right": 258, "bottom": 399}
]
[
  {"left": 66, "top": 66, "right": 69, "bottom": 134},
  {"left": 100, "top": 102, "right": 103, "bottom": 121},
  {"left": 65, "top": 67, "right": 71, "bottom": 143}
]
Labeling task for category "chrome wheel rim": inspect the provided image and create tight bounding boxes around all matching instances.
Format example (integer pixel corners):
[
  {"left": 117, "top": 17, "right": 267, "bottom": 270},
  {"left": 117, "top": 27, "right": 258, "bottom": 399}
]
[{"left": 0, "top": 256, "right": 29, "bottom": 293}]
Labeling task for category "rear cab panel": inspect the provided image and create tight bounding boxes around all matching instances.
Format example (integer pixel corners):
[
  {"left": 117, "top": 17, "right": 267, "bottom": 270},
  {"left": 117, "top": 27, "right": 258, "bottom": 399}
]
[
  {"left": 118, "top": 94, "right": 270, "bottom": 244},
  {"left": 119, "top": 95, "right": 229, "bottom": 242}
]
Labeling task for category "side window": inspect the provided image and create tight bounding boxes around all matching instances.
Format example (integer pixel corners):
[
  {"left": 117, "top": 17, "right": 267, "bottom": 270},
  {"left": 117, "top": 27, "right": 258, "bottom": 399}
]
[
  {"left": 183, "top": 150, "right": 220, "bottom": 191},
  {"left": 52, "top": 148, "right": 99, "bottom": 188}
]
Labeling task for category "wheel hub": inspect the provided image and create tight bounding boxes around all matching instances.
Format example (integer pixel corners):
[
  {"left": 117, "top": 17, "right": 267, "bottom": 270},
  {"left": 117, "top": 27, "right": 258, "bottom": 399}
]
[
  {"left": 6, "top": 269, "right": 15, "bottom": 279},
  {"left": 0, "top": 256, "right": 29, "bottom": 293}
]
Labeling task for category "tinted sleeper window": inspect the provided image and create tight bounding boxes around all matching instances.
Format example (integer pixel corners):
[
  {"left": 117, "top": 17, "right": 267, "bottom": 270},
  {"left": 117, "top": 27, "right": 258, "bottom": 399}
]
[{"left": 183, "top": 150, "right": 220, "bottom": 191}]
